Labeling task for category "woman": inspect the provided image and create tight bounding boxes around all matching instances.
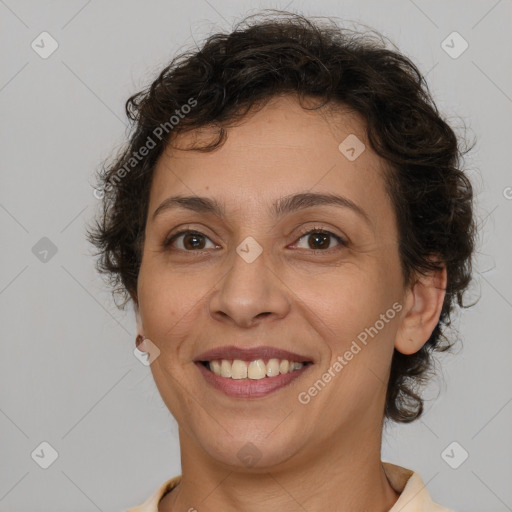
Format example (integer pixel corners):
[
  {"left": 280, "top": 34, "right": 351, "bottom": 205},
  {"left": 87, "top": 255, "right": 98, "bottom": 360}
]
[{"left": 87, "top": 10, "right": 476, "bottom": 512}]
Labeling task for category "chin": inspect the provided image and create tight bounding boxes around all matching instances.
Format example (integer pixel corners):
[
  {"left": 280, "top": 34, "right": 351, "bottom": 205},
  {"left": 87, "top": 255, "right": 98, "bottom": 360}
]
[{"left": 195, "top": 426, "right": 308, "bottom": 472}]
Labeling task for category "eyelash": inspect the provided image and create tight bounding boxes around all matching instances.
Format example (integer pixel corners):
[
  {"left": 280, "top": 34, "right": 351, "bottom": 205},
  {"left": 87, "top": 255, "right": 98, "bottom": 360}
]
[{"left": 163, "top": 226, "right": 347, "bottom": 253}]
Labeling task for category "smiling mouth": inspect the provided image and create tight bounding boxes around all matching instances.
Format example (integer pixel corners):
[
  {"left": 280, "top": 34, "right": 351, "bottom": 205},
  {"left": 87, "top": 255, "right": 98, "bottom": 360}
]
[{"left": 199, "top": 358, "right": 313, "bottom": 380}]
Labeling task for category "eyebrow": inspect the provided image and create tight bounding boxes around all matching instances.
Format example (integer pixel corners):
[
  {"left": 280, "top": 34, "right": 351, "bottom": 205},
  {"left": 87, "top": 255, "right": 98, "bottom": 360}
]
[{"left": 151, "top": 192, "right": 371, "bottom": 225}]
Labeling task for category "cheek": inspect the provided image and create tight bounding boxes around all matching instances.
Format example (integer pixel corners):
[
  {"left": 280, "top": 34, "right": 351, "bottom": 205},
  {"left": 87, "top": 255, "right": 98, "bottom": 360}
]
[
  {"left": 295, "top": 266, "right": 384, "bottom": 336},
  {"left": 294, "top": 265, "right": 398, "bottom": 378},
  {"left": 137, "top": 266, "right": 211, "bottom": 358},
  {"left": 304, "top": 273, "right": 398, "bottom": 408}
]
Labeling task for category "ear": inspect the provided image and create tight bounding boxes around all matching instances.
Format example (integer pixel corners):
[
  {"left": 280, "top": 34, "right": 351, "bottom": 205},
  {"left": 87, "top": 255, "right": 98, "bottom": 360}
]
[{"left": 395, "top": 262, "right": 447, "bottom": 355}]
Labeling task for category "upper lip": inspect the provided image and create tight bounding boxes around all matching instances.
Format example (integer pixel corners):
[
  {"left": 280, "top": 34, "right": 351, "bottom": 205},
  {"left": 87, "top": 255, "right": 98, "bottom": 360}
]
[{"left": 194, "top": 345, "right": 314, "bottom": 363}]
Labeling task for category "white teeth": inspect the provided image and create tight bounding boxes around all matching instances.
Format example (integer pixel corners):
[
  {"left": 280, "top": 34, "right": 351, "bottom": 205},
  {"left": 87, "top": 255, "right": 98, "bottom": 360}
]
[
  {"left": 248, "top": 360, "right": 267, "bottom": 379},
  {"left": 279, "top": 360, "right": 290, "bottom": 374},
  {"left": 266, "top": 358, "right": 280, "bottom": 377},
  {"left": 210, "top": 360, "right": 221, "bottom": 376},
  {"left": 220, "top": 359, "right": 232, "bottom": 378},
  {"left": 231, "top": 359, "right": 248, "bottom": 379},
  {"left": 207, "top": 358, "right": 307, "bottom": 379}
]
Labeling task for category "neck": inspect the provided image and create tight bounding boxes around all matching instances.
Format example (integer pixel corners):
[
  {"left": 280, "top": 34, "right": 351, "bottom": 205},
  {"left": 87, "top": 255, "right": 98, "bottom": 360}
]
[{"left": 159, "top": 422, "right": 399, "bottom": 512}]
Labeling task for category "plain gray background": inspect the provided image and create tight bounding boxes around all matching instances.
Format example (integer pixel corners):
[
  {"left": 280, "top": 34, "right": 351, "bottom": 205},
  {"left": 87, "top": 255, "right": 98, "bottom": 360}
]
[{"left": 1, "top": 1, "right": 511, "bottom": 511}]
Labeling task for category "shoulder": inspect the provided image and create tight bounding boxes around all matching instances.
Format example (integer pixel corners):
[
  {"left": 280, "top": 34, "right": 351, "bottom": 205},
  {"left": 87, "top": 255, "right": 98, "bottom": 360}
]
[
  {"left": 383, "top": 461, "right": 454, "bottom": 512},
  {"left": 125, "top": 475, "right": 182, "bottom": 512}
]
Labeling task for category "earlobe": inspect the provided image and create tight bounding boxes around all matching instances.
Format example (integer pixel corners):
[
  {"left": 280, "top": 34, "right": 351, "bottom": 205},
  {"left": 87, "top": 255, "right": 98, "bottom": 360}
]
[{"left": 395, "top": 264, "right": 447, "bottom": 355}]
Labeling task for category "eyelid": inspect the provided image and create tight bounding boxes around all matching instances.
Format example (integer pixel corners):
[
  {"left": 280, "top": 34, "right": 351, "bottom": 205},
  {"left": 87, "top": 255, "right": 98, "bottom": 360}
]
[
  {"left": 163, "top": 227, "right": 218, "bottom": 249},
  {"left": 292, "top": 225, "right": 347, "bottom": 249},
  {"left": 163, "top": 224, "right": 347, "bottom": 252}
]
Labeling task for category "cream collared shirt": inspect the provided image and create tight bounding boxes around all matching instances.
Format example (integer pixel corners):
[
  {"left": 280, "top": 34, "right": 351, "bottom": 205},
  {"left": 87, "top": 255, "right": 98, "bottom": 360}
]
[{"left": 126, "top": 461, "right": 453, "bottom": 512}]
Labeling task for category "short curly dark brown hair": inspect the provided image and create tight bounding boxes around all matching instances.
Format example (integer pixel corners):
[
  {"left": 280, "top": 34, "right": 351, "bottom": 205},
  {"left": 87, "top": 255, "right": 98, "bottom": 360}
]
[{"left": 86, "top": 10, "right": 477, "bottom": 423}]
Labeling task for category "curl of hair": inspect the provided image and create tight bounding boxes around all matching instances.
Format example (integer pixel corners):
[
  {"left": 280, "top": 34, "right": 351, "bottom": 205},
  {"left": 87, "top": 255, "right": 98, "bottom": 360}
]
[{"left": 86, "top": 10, "right": 477, "bottom": 423}]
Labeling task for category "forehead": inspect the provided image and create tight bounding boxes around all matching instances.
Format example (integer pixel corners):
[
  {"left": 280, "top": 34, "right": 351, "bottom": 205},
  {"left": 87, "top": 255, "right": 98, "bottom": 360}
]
[{"left": 149, "top": 95, "right": 394, "bottom": 229}]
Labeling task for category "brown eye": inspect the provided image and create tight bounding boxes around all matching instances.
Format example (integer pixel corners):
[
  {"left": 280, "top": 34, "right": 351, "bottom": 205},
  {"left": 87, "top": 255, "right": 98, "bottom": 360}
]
[
  {"left": 164, "top": 230, "right": 217, "bottom": 251},
  {"left": 294, "top": 229, "right": 346, "bottom": 251}
]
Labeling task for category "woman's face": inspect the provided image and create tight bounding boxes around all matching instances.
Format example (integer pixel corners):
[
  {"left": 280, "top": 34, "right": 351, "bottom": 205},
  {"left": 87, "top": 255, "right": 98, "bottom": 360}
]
[{"left": 136, "top": 95, "right": 408, "bottom": 470}]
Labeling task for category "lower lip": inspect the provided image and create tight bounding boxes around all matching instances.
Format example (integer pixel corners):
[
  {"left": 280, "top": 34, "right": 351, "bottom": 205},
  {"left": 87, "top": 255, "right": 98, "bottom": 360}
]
[{"left": 195, "top": 362, "right": 311, "bottom": 398}]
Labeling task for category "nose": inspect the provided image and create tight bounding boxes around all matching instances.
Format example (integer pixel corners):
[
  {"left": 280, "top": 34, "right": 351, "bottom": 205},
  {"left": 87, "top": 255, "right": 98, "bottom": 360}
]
[{"left": 208, "top": 248, "right": 291, "bottom": 328}]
